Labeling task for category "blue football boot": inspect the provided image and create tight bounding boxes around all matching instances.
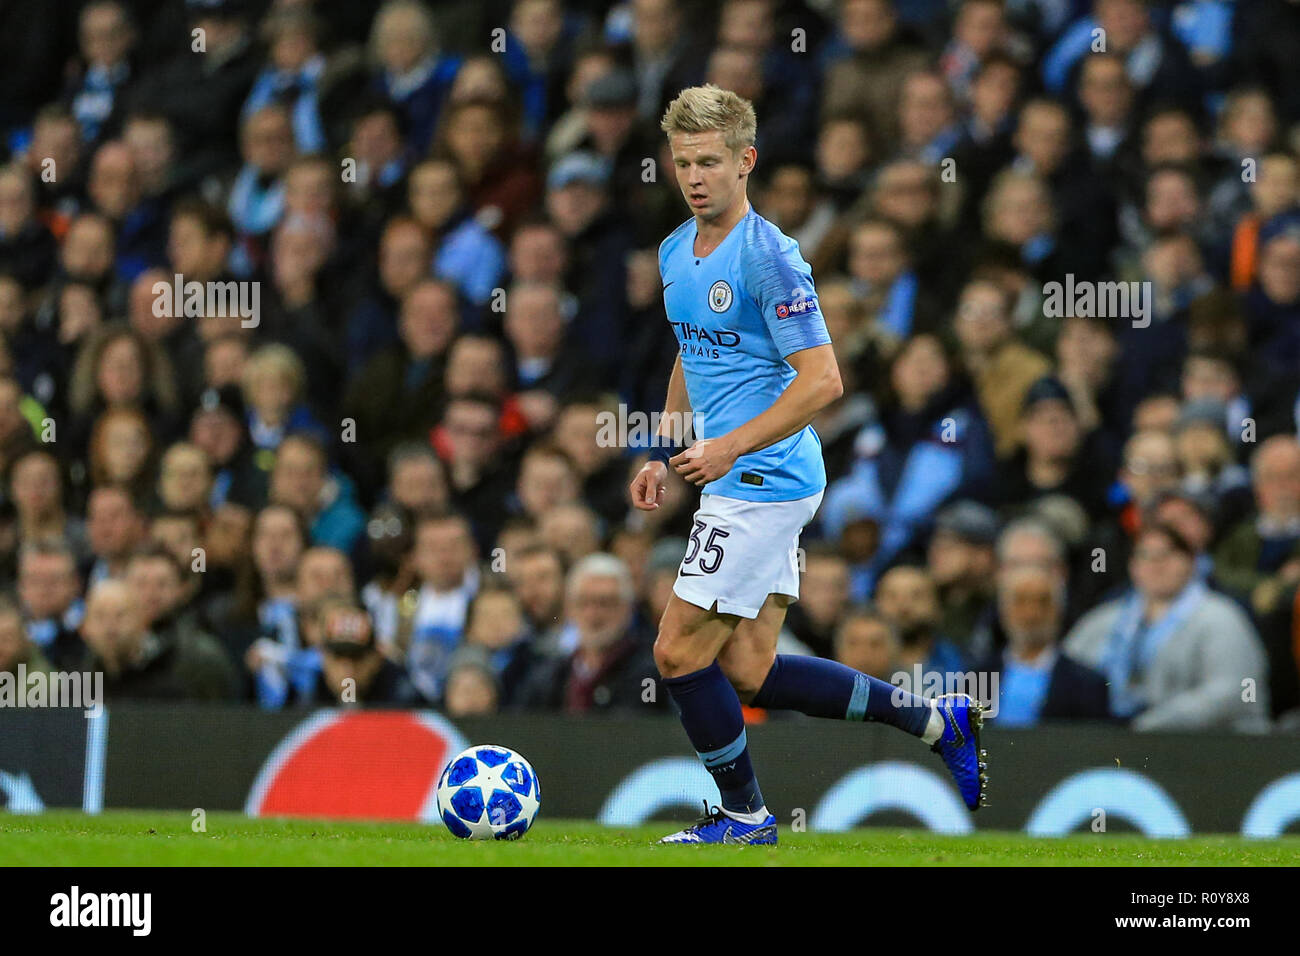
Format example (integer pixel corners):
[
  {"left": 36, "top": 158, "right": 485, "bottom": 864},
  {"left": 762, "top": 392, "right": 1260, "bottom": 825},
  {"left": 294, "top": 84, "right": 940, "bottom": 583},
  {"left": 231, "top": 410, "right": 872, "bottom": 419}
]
[
  {"left": 658, "top": 801, "right": 778, "bottom": 845},
  {"left": 931, "top": 693, "right": 989, "bottom": 811}
]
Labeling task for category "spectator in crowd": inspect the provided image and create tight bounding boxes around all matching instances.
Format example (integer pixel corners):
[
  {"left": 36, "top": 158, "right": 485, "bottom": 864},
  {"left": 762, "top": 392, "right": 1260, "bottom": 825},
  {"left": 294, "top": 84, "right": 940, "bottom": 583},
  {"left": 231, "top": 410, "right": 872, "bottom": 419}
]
[
  {"left": 821, "top": 332, "right": 995, "bottom": 595},
  {"left": 443, "top": 646, "right": 502, "bottom": 716},
  {"left": 998, "top": 376, "right": 1117, "bottom": 520},
  {"left": 460, "top": 584, "right": 535, "bottom": 706},
  {"left": 372, "top": 511, "right": 480, "bottom": 701},
  {"left": 1258, "top": 578, "right": 1300, "bottom": 726},
  {"left": 820, "top": 0, "right": 929, "bottom": 155},
  {"left": 190, "top": 385, "right": 265, "bottom": 510},
  {"left": 408, "top": 157, "right": 506, "bottom": 310},
  {"left": 231, "top": 502, "right": 305, "bottom": 673},
  {"left": 0, "top": 165, "right": 58, "bottom": 289},
  {"left": 784, "top": 545, "right": 852, "bottom": 660},
  {"left": 83, "top": 484, "right": 146, "bottom": 586},
  {"left": 247, "top": 544, "right": 354, "bottom": 709},
  {"left": 968, "top": 515, "right": 1072, "bottom": 660},
  {"left": 79, "top": 576, "right": 234, "bottom": 701},
  {"left": 342, "top": 216, "right": 433, "bottom": 373},
  {"left": 0, "top": 1, "right": 1293, "bottom": 730},
  {"left": 343, "top": 278, "right": 460, "bottom": 489},
  {"left": 126, "top": 0, "right": 259, "bottom": 178},
  {"left": 977, "top": 562, "right": 1110, "bottom": 725},
  {"left": 65, "top": 1, "right": 137, "bottom": 145},
  {"left": 509, "top": 542, "right": 569, "bottom": 657},
  {"left": 9, "top": 449, "right": 83, "bottom": 554},
  {"left": 17, "top": 540, "right": 85, "bottom": 670},
  {"left": 1065, "top": 521, "right": 1270, "bottom": 730},
  {"left": 368, "top": 0, "right": 461, "bottom": 155},
  {"left": 1213, "top": 435, "right": 1300, "bottom": 615},
  {"left": 0, "top": 593, "right": 50, "bottom": 678},
  {"left": 954, "top": 278, "right": 1051, "bottom": 459},
  {"left": 927, "top": 500, "right": 998, "bottom": 649},
  {"left": 832, "top": 604, "right": 900, "bottom": 681},
  {"left": 268, "top": 432, "right": 366, "bottom": 557},
  {"left": 240, "top": 7, "right": 329, "bottom": 155},
  {"left": 225, "top": 104, "right": 293, "bottom": 276},
  {"left": 157, "top": 442, "right": 213, "bottom": 516},
  {"left": 516, "top": 552, "right": 657, "bottom": 712},
  {"left": 314, "top": 596, "right": 421, "bottom": 707},
  {"left": 874, "top": 564, "right": 967, "bottom": 679}
]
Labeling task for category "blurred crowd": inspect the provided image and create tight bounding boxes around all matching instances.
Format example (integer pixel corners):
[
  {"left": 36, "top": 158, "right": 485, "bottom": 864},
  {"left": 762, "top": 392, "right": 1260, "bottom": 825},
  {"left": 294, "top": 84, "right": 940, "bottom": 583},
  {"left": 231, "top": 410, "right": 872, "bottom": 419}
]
[{"left": 0, "top": 0, "right": 1297, "bottom": 731}]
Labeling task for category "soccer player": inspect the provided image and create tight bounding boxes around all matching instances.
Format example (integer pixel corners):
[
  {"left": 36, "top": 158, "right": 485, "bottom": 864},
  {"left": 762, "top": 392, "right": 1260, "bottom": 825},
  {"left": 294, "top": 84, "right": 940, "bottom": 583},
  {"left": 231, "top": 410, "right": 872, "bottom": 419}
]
[{"left": 629, "top": 85, "right": 988, "bottom": 845}]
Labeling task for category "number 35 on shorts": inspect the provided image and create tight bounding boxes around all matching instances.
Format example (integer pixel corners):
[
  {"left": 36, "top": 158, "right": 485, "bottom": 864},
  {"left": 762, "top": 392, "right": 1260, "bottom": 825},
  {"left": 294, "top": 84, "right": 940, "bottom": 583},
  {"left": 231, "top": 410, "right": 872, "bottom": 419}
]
[{"left": 682, "top": 519, "right": 730, "bottom": 574}]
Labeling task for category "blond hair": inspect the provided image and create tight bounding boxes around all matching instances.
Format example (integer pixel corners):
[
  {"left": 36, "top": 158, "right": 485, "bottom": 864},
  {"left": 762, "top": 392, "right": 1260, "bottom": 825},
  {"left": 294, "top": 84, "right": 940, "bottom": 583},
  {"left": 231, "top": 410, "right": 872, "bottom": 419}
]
[
  {"left": 660, "top": 84, "right": 757, "bottom": 154},
  {"left": 242, "top": 343, "right": 305, "bottom": 403}
]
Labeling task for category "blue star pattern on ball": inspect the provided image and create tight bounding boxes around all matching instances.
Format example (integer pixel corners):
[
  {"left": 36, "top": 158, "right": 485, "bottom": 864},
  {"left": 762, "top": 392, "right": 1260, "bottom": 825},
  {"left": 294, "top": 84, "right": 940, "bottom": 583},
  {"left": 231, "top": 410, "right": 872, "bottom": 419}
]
[{"left": 436, "top": 745, "right": 541, "bottom": 840}]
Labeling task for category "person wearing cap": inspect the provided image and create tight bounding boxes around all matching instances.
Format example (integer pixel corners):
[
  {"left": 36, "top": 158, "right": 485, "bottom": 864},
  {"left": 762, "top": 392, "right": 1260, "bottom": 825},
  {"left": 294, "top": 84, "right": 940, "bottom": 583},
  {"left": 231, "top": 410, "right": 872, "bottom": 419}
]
[
  {"left": 124, "top": 0, "right": 259, "bottom": 178},
  {"left": 313, "top": 597, "right": 421, "bottom": 707},
  {"left": 997, "top": 375, "right": 1116, "bottom": 521},
  {"left": 189, "top": 383, "right": 266, "bottom": 510},
  {"left": 1064, "top": 521, "right": 1270, "bottom": 731},
  {"left": 1171, "top": 395, "right": 1252, "bottom": 526},
  {"left": 928, "top": 500, "right": 998, "bottom": 648},
  {"left": 544, "top": 150, "right": 633, "bottom": 382},
  {"left": 571, "top": 69, "right": 665, "bottom": 226}
]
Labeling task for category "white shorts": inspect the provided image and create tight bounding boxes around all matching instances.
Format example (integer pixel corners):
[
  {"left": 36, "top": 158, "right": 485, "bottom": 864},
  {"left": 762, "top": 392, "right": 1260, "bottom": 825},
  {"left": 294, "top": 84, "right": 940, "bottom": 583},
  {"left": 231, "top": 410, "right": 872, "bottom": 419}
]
[{"left": 672, "top": 490, "right": 824, "bottom": 619}]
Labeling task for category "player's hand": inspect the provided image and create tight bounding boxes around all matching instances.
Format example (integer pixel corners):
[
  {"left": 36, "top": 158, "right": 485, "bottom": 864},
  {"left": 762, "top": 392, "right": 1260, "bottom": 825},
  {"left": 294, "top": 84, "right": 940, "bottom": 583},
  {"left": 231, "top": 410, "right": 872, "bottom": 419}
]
[
  {"left": 630, "top": 460, "right": 668, "bottom": 510},
  {"left": 670, "top": 438, "right": 738, "bottom": 487}
]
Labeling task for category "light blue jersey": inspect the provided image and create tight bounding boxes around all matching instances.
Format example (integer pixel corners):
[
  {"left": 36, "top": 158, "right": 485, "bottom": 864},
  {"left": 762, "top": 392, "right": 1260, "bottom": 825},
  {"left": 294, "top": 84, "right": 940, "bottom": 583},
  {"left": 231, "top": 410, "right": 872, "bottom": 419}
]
[{"left": 659, "top": 207, "right": 832, "bottom": 501}]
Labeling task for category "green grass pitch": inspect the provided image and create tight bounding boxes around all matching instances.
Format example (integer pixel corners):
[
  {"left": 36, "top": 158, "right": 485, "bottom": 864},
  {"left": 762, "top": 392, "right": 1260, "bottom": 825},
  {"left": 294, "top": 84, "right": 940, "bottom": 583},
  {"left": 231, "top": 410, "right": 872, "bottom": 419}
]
[{"left": 1, "top": 812, "right": 1297, "bottom": 865}]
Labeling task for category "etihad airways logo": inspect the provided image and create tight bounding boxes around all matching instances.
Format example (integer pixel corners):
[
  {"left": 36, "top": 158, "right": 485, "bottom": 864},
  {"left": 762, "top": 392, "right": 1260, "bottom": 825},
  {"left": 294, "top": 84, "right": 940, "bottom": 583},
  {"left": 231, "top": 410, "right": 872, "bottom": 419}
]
[{"left": 671, "top": 320, "right": 740, "bottom": 359}]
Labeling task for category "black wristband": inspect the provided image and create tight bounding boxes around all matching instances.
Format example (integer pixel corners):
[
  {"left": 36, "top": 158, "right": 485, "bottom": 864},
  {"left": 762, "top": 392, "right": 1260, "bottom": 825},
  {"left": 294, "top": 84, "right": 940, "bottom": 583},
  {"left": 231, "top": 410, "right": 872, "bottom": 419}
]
[{"left": 648, "top": 443, "right": 678, "bottom": 465}]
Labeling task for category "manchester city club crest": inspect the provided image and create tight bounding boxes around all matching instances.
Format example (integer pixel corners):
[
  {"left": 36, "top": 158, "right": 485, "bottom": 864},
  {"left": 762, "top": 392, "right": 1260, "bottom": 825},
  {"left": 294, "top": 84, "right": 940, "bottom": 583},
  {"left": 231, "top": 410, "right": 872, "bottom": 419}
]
[{"left": 708, "top": 280, "right": 733, "bottom": 312}]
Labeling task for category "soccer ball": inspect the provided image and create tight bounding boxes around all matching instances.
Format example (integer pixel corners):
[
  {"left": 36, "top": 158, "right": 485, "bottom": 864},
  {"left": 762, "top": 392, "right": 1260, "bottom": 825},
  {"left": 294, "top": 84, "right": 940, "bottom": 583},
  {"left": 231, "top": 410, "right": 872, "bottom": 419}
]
[{"left": 435, "top": 744, "right": 540, "bottom": 840}]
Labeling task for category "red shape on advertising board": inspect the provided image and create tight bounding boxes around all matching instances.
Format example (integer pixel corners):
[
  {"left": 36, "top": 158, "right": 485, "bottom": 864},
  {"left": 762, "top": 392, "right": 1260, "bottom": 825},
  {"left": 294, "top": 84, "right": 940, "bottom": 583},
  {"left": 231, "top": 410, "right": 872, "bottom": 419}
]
[{"left": 245, "top": 711, "right": 468, "bottom": 821}]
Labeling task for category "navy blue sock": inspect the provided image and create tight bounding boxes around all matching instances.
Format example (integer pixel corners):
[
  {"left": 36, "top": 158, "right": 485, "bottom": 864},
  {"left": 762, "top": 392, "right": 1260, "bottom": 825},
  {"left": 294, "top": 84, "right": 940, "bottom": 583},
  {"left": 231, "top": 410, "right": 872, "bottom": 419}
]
[
  {"left": 751, "top": 655, "right": 932, "bottom": 737},
  {"left": 662, "top": 662, "right": 765, "bottom": 815}
]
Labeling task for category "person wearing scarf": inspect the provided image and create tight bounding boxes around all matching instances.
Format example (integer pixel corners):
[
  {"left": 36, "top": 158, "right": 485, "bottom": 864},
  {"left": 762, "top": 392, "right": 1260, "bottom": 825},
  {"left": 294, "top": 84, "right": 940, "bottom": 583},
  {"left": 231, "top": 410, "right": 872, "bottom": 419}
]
[{"left": 1064, "top": 522, "right": 1270, "bottom": 730}]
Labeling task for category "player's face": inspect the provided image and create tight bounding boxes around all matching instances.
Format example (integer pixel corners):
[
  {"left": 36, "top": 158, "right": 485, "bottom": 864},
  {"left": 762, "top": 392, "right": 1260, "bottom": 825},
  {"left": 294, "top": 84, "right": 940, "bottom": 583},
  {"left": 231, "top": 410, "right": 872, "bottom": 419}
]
[{"left": 668, "top": 130, "right": 755, "bottom": 223}]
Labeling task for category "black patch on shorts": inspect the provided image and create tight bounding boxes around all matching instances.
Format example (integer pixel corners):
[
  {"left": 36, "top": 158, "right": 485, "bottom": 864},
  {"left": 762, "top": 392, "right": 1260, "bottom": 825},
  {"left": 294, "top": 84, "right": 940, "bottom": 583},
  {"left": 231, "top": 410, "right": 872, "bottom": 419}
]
[{"left": 739, "top": 472, "right": 764, "bottom": 486}]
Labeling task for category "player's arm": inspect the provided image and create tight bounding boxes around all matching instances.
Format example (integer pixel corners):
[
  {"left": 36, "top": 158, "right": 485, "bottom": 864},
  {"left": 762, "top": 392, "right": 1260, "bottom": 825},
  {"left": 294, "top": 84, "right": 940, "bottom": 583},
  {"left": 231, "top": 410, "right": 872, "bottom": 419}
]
[
  {"left": 630, "top": 354, "right": 691, "bottom": 509},
  {"left": 670, "top": 344, "right": 841, "bottom": 486}
]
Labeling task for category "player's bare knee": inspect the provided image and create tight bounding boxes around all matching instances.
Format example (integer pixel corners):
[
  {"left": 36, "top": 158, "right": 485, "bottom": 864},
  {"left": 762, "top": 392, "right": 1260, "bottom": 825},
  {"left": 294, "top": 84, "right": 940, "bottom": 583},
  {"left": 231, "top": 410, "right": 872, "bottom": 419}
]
[{"left": 653, "top": 628, "right": 698, "bottom": 679}]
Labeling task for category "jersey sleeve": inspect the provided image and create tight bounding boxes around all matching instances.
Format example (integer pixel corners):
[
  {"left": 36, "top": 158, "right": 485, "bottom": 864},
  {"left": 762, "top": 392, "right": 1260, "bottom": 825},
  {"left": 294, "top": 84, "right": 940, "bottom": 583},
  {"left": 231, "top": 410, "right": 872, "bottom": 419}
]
[{"left": 742, "top": 224, "right": 833, "bottom": 359}]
